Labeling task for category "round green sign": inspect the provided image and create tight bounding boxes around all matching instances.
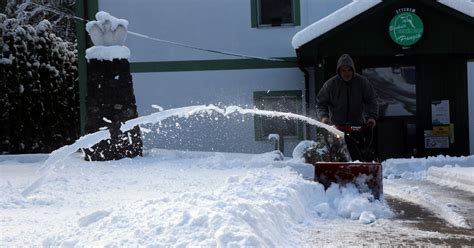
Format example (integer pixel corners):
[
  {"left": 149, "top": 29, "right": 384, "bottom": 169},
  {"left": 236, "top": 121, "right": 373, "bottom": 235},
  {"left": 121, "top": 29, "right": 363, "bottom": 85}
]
[{"left": 389, "top": 12, "right": 424, "bottom": 46}]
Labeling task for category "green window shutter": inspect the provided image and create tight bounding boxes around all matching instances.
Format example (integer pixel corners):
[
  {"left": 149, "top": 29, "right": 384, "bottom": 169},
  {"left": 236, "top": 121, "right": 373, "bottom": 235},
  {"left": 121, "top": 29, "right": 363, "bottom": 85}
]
[
  {"left": 294, "top": 0, "right": 301, "bottom": 26},
  {"left": 251, "top": 0, "right": 258, "bottom": 28}
]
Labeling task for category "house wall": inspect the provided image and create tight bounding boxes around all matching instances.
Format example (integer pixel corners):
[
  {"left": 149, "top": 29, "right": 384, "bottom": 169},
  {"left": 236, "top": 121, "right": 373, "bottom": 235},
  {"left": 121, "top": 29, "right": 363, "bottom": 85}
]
[
  {"left": 98, "top": 0, "right": 351, "bottom": 61},
  {"left": 96, "top": 0, "right": 351, "bottom": 155},
  {"left": 131, "top": 68, "right": 304, "bottom": 154}
]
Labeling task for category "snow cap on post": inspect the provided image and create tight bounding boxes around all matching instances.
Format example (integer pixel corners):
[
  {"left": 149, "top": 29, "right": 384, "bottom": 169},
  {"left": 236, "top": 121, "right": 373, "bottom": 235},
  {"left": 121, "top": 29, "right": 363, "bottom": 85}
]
[
  {"left": 86, "top": 11, "right": 128, "bottom": 46},
  {"left": 85, "top": 11, "right": 130, "bottom": 61}
]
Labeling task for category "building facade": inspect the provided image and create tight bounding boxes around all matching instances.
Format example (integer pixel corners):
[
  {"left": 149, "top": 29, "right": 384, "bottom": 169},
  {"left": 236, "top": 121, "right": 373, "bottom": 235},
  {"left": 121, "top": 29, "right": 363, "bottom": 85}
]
[
  {"left": 77, "top": 0, "right": 474, "bottom": 157},
  {"left": 293, "top": 0, "right": 474, "bottom": 158}
]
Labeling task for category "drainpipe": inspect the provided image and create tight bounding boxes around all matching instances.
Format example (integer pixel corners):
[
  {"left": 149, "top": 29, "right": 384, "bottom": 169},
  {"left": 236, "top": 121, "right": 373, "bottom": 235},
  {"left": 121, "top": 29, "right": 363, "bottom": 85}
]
[
  {"left": 296, "top": 48, "right": 310, "bottom": 140},
  {"left": 76, "top": 0, "right": 91, "bottom": 135},
  {"left": 76, "top": 0, "right": 98, "bottom": 135}
]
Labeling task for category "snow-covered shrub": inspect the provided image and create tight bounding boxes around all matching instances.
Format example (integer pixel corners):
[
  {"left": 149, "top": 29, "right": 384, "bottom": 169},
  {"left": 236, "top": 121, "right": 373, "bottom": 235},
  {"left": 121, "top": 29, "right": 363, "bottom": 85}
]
[
  {"left": 3, "top": 0, "right": 77, "bottom": 42},
  {"left": 296, "top": 129, "right": 351, "bottom": 163},
  {"left": 0, "top": 14, "right": 79, "bottom": 154}
]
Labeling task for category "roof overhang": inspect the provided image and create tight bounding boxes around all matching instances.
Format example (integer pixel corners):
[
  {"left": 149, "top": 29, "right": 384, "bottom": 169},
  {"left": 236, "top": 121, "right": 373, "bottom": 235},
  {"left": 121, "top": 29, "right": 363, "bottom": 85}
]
[
  {"left": 292, "top": 0, "right": 474, "bottom": 50},
  {"left": 292, "top": 0, "right": 382, "bottom": 49}
]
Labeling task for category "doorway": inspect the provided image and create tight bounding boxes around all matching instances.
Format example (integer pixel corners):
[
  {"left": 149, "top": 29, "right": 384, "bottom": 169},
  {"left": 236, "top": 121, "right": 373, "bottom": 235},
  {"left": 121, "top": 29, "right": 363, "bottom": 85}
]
[{"left": 361, "top": 65, "right": 418, "bottom": 159}]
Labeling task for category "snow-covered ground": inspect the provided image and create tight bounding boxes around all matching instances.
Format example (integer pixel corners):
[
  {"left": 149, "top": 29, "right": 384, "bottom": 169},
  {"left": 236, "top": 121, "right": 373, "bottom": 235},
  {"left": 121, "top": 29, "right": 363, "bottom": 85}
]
[
  {"left": 383, "top": 156, "right": 474, "bottom": 230},
  {"left": 1, "top": 148, "right": 473, "bottom": 246}
]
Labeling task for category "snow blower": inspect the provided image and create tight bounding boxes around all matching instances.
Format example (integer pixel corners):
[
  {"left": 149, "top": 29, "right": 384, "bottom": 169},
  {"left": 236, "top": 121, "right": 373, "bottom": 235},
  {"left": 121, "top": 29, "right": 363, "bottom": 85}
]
[{"left": 305, "top": 124, "right": 383, "bottom": 200}]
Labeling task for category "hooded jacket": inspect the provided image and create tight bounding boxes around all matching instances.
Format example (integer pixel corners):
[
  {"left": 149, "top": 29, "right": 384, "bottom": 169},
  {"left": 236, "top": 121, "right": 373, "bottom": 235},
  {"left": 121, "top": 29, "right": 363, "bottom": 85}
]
[{"left": 316, "top": 54, "right": 378, "bottom": 124}]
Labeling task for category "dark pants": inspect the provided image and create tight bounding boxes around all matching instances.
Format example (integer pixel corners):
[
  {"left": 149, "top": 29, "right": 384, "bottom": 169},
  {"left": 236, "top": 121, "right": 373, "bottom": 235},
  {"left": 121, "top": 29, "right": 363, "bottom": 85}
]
[{"left": 344, "top": 127, "right": 377, "bottom": 162}]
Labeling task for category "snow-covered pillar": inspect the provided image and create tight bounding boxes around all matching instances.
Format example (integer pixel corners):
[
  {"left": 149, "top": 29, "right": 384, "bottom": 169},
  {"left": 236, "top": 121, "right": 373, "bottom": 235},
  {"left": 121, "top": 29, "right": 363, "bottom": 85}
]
[{"left": 82, "top": 12, "right": 142, "bottom": 161}]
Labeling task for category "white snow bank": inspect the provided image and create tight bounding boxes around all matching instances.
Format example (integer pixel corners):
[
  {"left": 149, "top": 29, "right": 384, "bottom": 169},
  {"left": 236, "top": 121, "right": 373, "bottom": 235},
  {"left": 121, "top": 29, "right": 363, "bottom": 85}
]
[
  {"left": 427, "top": 166, "right": 474, "bottom": 193},
  {"left": 383, "top": 155, "right": 474, "bottom": 179},
  {"left": 20, "top": 130, "right": 110, "bottom": 197},
  {"left": 383, "top": 155, "right": 473, "bottom": 229},
  {"left": 85, "top": 45, "right": 131, "bottom": 61},
  {"left": 42, "top": 169, "right": 390, "bottom": 247},
  {"left": 0, "top": 154, "right": 48, "bottom": 164},
  {"left": 1, "top": 150, "right": 391, "bottom": 246},
  {"left": 384, "top": 180, "right": 470, "bottom": 228}
]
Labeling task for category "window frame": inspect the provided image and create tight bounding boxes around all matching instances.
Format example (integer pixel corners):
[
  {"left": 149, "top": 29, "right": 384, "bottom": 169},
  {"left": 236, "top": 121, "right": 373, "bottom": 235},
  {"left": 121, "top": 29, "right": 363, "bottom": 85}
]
[
  {"left": 251, "top": 0, "right": 301, "bottom": 28},
  {"left": 253, "top": 90, "right": 303, "bottom": 141}
]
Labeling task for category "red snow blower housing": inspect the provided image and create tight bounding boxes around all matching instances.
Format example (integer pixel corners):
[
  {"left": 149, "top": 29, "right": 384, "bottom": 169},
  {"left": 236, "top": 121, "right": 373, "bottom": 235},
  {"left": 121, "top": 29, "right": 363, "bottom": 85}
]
[{"left": 307, "top": 124, "right": 383, "bottom": 200}]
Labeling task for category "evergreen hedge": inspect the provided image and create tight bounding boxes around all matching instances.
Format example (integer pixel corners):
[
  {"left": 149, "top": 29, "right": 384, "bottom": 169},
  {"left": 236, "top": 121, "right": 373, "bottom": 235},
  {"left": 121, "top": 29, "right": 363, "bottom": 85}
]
[{"left": 1, "top": 14, "right": 80, "bottom": 154}]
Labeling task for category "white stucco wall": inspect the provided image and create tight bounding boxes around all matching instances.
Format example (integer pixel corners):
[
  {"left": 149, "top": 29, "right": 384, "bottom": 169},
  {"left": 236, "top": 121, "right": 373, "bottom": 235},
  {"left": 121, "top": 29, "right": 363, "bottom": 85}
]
[
  {"left": 132, "top": 68, "right": 305, "bottom": 115},
  {"left": 468, "top": 61, "right": 474, "bottom": 155},
  {"left": 98, "top": 0, "right": 351, "bottom": 62}
]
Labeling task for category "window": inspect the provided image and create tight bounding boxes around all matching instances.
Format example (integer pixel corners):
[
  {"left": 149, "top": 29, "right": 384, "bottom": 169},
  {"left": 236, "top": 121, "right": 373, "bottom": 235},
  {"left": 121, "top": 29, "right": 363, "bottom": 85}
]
[
  {"left": 253, "top": 90, "right": 303, "bottom": 140},
  {"left": 362, "top": 66, "right": 417, "bottom": 117},
  {"left": 251, "top": 0, "right": 300, "bottom": 27}
]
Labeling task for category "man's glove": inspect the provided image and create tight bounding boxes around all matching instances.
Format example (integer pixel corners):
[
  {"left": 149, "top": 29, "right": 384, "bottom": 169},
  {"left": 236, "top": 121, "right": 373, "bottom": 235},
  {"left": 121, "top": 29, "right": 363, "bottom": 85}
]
[
  {"left": 367, "top": 117, "right": 376, "bottom": 127},
  {"left": 321, "top": 117, "right": 330, "bottom": 124}
]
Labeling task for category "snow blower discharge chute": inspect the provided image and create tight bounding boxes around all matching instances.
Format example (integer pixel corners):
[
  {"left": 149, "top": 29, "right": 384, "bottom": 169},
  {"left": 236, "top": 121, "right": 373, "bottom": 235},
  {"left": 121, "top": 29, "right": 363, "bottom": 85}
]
[{"left": 305, "top": 124, "right": 383, "bottom": 200}]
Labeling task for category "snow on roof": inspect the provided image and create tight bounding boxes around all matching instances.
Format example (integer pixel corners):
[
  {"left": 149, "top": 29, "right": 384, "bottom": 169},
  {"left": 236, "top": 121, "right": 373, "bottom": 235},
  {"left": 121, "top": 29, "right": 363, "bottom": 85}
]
[
  {"left": 291, "top": 0, "right": 381, "bottom": 49},
  {"left": 292, "top": 0, "right": 474, "bottom": 49}
]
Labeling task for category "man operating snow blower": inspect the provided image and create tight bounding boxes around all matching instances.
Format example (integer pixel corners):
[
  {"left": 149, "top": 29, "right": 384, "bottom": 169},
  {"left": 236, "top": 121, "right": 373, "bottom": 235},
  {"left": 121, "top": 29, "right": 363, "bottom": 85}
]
[
  {"left": 316, "top": 53, "right": 379, "bottom": 162},
  {"left": 310, "top": 54, "right": 382, "bottom": 200}
]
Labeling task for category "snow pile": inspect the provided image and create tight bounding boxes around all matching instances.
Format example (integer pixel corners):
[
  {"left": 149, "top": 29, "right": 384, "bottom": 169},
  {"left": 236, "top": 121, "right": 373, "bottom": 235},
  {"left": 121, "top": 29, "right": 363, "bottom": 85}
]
[
  {"left": 1, "top": 150, "right": 391, "bottom": 246},
  {"left": 384, "top": 180, "right": 470, "bottom": 228},
  {"left": 48, "top": 170, "right": 389, "bottom": 246},
  {"left": 427, "top": 166, "right": 474, "bottom": 193},
  {"left": 0, "top": 182, "right": 28, "bottom": 209},
  {"left": 383, "top": 155, "right": 474, "bottom": 229},
  {"left": 383, "top": 155, "right": 474, "bottom": 179}
]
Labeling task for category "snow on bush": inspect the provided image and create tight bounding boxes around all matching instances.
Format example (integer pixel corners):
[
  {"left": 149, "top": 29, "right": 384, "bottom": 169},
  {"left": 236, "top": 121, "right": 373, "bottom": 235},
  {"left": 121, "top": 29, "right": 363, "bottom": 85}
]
[
  {"left": 0, "top": 14, "right": 79, "bottom": 154},
  {"left": 3, "top": 0, "right": 77, "bottom": 43},
  {"left": 293, "top": 130, "right": 350, "bottom": 162}
]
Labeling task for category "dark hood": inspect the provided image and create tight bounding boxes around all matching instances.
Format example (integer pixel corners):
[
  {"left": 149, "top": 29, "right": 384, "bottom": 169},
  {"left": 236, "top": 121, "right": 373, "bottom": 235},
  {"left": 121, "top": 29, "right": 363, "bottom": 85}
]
[{"left": 336, "top": 54, "right": 355, "bottom": 75}]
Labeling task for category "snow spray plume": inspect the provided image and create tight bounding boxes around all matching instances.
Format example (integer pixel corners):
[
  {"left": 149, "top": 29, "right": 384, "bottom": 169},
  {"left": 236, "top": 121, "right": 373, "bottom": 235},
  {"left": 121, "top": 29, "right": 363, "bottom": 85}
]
[{"left": 22, "top": 105, "right": 344, "bottom": 197}]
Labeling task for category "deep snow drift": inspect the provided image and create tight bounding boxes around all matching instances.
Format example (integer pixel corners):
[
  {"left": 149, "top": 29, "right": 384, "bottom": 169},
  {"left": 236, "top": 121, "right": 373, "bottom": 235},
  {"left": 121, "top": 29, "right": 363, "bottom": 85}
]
[
  {"left": 1, "top": 149, "right": 390, "bottom": 247},
  {"left": 2, "top": 149, "right": 473, "bottom": 246},
  {"left": 383, "top": 155, "right": 474, "bottom": 228}
]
